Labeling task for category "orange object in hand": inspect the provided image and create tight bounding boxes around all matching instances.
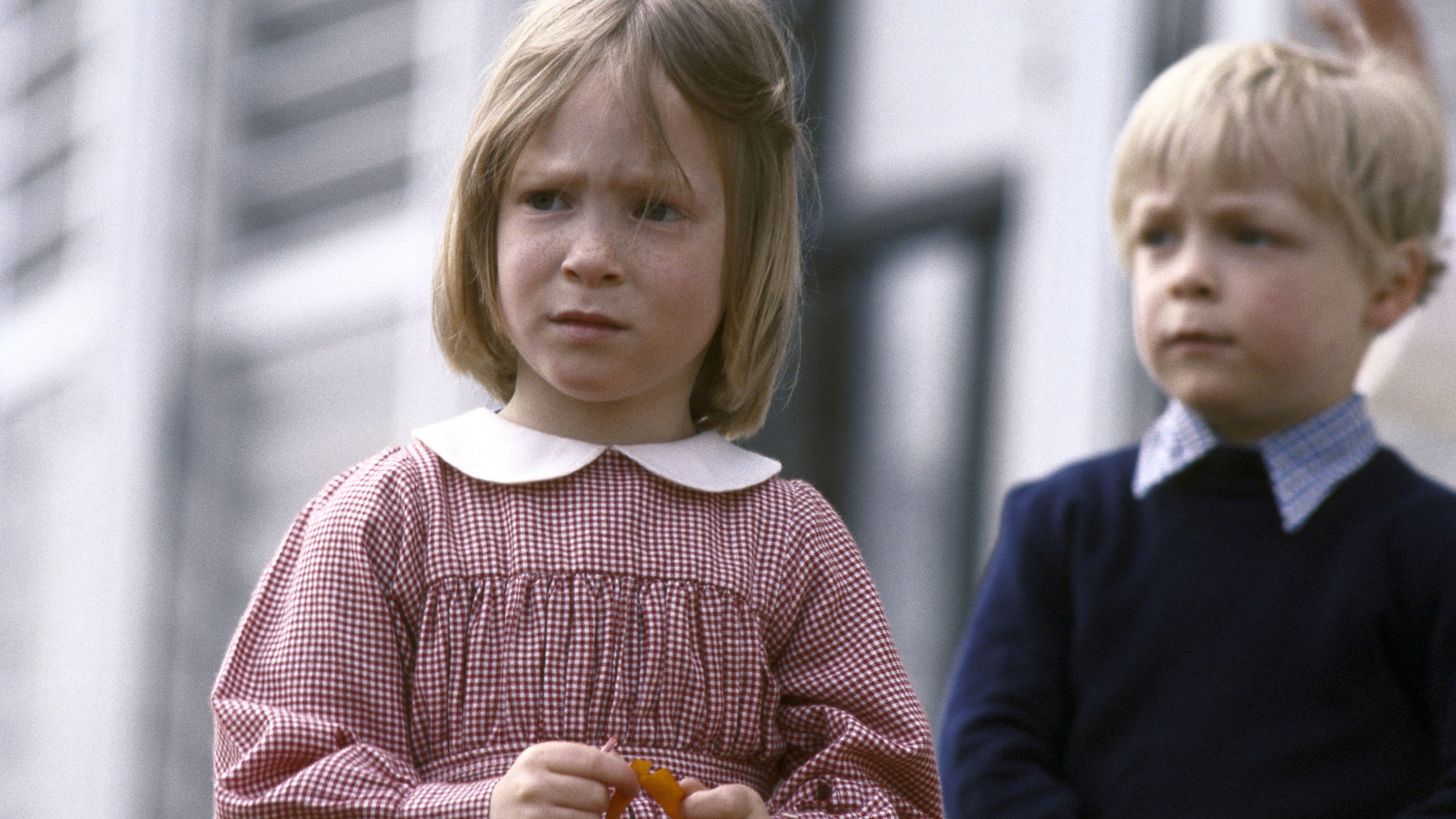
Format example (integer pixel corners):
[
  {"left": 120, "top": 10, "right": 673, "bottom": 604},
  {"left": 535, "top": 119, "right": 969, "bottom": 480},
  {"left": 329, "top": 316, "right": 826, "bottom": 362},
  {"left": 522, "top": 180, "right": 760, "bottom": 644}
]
[
  {"left": 604, "top": 757, "right": 686, "bottom": 819},
  {"left": 630, "top": 758, "right": 686, "bottom": 819},
  {"left": 605, "top": 786, "right": 633, "bottom": 819}
]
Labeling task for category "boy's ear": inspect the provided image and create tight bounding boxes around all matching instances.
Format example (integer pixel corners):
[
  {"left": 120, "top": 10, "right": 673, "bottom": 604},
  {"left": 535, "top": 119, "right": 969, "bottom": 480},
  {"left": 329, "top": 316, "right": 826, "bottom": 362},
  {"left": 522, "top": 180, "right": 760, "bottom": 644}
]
[{"left": 1365, "top": 239, "right": 1426, "bottom": 333}]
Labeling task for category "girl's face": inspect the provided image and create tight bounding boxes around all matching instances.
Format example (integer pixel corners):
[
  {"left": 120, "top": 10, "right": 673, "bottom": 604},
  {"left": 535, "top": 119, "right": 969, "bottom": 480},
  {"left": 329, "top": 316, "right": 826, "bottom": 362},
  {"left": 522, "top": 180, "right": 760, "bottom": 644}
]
[
  {"left": 495, "top": 63, "right": 728, "bottom": 444},
  {"left": 1129, "top": 183, "right": 1383, "bottom": 443}
]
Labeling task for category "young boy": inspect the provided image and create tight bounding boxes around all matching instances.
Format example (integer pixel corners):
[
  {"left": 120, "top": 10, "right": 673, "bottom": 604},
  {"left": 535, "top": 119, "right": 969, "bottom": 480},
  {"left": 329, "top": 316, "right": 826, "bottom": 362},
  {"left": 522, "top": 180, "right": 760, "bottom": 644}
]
[{"left": 939, "top": 36, "right": 1454, "bottom": 818}]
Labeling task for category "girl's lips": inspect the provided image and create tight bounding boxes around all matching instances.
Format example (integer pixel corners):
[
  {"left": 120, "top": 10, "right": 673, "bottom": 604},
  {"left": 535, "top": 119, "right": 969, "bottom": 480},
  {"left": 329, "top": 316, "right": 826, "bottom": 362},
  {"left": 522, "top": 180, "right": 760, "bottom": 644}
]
[
  {"left": 550, "top": 310, "right": 627, "bottom": 339},
  {"left": 552, "top": 309, "right": 626, "bottom": 326}
]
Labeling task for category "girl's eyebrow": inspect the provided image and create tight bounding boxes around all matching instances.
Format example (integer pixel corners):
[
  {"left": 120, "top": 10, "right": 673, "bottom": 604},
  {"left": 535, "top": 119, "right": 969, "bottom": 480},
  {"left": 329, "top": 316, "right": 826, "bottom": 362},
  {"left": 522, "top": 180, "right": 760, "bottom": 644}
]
[
  {"left": 509, "top": 158, "right": 697, "bottom": 204},
  {"left": 506, "top": 158, "right": 579, "bottom": 186},
  {"left": 612, "top": 160, "right": 699, "bottom": 203}
]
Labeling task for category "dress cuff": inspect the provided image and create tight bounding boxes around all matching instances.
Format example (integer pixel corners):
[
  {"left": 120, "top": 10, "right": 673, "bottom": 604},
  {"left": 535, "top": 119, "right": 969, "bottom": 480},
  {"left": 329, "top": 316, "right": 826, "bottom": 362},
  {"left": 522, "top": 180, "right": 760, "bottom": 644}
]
[{"left": 398, "top": 777, "right": 497, "bottom": 817}]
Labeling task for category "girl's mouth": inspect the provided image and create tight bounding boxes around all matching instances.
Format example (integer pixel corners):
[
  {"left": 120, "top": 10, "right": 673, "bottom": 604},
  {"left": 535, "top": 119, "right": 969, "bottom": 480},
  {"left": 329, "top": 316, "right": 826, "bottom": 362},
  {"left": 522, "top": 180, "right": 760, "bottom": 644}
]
[{"left": 550, "top": 310, "right": 627, "bottom": 339}]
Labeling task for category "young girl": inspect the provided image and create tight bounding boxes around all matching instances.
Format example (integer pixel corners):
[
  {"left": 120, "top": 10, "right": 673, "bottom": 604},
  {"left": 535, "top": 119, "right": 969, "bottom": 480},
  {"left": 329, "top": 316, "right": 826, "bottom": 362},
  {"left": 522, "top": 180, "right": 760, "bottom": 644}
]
[{"left": 210, "top": 0, "right": 942, "bottom": 816}]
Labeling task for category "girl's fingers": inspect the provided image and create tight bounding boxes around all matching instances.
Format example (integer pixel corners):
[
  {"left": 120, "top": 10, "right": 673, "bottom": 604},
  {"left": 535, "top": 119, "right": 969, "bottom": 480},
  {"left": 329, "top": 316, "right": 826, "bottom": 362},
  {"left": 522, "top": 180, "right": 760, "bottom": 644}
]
[
  {"left": 514, "top": 770, "right": 617, "bottom": 811},
  {"left": 522, "top": 741, "right": 638, "bottom": 788},
  {"left": 500, "top": 741, "right": 640, "bottom": 812},
  {"left": 680, "top": 783, "right": 769, "bottom": 819}
]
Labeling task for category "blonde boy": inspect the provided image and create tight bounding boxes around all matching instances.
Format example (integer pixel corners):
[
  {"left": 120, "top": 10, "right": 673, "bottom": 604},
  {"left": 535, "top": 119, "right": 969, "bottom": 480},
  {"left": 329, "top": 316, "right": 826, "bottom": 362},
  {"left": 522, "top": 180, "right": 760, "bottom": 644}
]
[{"left": 940, "top": 39, "right": 1456, "bottom": 817}]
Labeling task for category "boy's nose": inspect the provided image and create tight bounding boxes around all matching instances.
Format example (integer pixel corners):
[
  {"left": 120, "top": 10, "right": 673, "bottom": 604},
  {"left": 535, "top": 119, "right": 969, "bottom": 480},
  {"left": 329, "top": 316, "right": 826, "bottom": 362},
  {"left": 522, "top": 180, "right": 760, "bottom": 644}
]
[
  {"left": 561, "top": 214, "right": 625, "bottom": 286},
  {"left": 1167, "top": 242, "right": 1218, "bottom": 299}
]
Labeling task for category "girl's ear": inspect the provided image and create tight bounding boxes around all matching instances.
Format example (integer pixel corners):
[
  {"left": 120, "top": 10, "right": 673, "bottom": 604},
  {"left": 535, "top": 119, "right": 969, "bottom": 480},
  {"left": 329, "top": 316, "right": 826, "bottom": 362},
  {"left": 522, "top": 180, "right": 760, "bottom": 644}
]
[{"left": 1366, "top": 239, "right": 1426, "bottom": 333}]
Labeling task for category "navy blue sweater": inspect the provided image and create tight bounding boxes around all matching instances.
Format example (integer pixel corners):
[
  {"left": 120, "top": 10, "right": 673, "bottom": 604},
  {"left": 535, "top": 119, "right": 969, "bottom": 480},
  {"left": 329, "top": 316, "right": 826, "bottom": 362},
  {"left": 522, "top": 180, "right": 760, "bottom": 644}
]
[{"left": 939, "top": 446, "right": 1456, "bottom": 818}]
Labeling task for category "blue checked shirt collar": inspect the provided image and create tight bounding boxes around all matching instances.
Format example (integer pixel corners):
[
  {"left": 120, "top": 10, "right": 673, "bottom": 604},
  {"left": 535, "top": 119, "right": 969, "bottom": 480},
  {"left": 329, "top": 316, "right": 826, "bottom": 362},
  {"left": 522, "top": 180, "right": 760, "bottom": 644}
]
[{"left": 1133, "top": 396, "right": 1378, "bottom": 533}]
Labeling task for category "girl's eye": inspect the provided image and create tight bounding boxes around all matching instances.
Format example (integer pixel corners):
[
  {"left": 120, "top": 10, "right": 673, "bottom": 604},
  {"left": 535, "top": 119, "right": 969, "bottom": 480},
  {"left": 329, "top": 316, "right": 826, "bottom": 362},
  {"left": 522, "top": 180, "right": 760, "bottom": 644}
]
[
  {"left": 636, "top": 200, "right": 682, "bottom": 223},
  {"left": 527, "top": 191, "right": 565, "bottom": 211}
]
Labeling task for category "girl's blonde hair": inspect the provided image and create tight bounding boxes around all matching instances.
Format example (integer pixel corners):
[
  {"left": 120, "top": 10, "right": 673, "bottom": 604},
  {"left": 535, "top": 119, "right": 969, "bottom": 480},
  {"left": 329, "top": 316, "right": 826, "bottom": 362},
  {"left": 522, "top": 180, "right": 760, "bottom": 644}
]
[
  {"left": 1109, "top": 39, "right": 1447, "bottom": 301},
  {"left": 433, "top": 0, "right": 806, "bottom": 439}
]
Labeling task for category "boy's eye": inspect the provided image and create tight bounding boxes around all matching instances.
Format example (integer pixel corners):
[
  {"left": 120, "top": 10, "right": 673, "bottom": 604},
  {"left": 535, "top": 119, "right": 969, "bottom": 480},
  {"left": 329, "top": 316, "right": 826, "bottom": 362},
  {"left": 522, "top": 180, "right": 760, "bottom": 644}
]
[
  {"left": 636, "top": 199, "right": 682, "bottom": 223},
  {"left": 1230, "top": 227, "right": 1273, "bottom": 247},
  {"left": 527, "top": 191, "right": 566, "bottom": 211},
  {"left": 1137, "top": 227, "right": 1175, "bottom": 247}
]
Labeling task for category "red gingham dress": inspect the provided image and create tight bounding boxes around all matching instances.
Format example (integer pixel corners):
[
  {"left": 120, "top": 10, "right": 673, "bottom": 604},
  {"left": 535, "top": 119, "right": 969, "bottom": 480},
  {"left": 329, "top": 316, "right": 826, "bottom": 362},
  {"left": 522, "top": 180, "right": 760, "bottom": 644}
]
[{"left": 212, "top": 413, "right": 943, "bottom": 817}]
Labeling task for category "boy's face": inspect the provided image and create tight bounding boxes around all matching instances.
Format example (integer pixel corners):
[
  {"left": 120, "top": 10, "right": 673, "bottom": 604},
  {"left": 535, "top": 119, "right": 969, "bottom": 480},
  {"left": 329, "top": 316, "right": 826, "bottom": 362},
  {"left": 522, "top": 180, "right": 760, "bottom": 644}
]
[{"left": 1129, "top": 184, "right": 1382, "bottom": 443}]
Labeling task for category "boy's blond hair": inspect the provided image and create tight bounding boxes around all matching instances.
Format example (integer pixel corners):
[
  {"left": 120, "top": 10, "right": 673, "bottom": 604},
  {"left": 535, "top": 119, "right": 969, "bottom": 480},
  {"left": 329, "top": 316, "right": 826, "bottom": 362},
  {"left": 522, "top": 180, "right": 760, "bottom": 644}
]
[
  {"left": 1110, "top": 39, "right": 1447, "bottom": 301},
  {"left": 433, "top": 0, "right": 806, "bottom": 439}
]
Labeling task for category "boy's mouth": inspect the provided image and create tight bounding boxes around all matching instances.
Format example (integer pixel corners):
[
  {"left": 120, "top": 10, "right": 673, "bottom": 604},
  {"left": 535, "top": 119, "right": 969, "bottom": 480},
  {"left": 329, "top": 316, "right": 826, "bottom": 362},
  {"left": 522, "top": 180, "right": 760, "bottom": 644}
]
[{"left": 1165, "top": 329, "right": 1234, "bottom": 350}]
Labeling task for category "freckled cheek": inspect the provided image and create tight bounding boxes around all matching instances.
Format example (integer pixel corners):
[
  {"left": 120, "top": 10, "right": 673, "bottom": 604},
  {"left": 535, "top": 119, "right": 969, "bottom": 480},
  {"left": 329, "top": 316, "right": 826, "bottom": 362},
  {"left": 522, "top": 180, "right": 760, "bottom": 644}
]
[
  {"left": 496, "top": 236, "right": 560, "bottom": 307},
  {"left": 664, "top": 279, "right": 724, "bottom": 336},
  {"left": 649, "top": 240, "right": 724, "bottom": 301},
  {"left": 496, "top": 228, "right": 558, "bottom": 275},
  {"left": 494, "top": 257, "right": 544, "bottom": 336}
]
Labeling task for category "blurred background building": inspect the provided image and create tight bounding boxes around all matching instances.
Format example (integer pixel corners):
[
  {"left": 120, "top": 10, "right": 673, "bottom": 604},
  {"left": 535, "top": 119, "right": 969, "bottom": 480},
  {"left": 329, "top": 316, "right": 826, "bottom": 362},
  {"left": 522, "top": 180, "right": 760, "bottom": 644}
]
[{"left": 1, "top": 0, "right": 1453, "bottom": 815}]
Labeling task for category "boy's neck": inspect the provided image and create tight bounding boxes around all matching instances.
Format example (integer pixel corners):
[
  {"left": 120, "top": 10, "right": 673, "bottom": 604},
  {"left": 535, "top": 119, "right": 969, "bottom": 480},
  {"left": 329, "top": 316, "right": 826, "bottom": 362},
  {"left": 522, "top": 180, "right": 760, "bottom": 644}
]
[{"left": 1196, "top": 391, "right": 1360, "bottom": 445}]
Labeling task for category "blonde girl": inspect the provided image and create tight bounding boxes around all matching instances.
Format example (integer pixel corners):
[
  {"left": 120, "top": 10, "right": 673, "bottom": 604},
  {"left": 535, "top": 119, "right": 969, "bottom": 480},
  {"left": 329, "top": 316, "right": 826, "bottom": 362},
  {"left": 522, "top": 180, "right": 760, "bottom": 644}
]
[{"left": 212, "top": 0, "right": 942, "bottom": 816}]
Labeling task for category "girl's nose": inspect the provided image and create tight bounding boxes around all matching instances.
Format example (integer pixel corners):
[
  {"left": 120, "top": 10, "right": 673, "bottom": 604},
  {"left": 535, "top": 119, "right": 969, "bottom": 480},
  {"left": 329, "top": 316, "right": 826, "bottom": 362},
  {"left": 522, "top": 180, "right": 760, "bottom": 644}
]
[{"left": 560, "top": 214, "right": 624, "bottom": 286}]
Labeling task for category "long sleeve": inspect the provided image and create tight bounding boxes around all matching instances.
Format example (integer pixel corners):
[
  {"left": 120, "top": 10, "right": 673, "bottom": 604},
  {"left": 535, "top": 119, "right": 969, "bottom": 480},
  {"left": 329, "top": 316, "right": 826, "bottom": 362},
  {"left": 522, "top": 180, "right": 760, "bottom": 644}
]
[
  {"left": 759, "top": 483, "right": 943, "bottom": 818},
  {"left": 1394, "top": 488, "right": 1456, "bottom": 817},
  {"left": 1408, "top": 595, "right": 1456, "bottom": 816},
  {"left": 938, "top": 483, "right": 1079, "bottom": 819},
  {"left": 211, "top": 454, "right": 496, "bottom": 817}
]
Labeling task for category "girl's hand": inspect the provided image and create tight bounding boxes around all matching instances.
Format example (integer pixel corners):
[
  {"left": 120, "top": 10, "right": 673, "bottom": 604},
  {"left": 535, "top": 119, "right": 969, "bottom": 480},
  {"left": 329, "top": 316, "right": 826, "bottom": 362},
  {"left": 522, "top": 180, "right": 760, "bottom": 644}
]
[
  {"left": 490, "top": 741, "right": 639, "bottom": 818},
  {"left": 678, "top": 778, "right": 769, "bottom": 819}
]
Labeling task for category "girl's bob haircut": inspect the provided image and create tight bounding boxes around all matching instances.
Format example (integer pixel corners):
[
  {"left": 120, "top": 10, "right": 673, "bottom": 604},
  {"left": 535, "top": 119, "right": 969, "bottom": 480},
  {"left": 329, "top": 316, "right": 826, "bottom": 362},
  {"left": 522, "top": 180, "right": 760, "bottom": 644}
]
[
  {"left": 1109, "top": 39, "right": 1447, "bottom": 302},
  {"left": 434, "top": 0, "right": 807, "bottom": 440}
]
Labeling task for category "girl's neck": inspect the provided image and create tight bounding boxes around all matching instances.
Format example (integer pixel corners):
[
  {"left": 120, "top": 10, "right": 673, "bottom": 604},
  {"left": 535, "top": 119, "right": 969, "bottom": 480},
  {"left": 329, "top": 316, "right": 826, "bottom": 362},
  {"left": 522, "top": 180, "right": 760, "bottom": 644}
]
[{"left": 498, "top": 393, "right": 698, "bottom": 446}]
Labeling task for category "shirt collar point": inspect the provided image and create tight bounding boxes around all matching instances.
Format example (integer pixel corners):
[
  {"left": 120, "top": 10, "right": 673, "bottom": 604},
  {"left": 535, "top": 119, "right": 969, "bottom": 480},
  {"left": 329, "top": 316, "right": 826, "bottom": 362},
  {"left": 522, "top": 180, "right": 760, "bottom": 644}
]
[{"left": 1133, "top": 396, "right": 1377, "bottom": 529}]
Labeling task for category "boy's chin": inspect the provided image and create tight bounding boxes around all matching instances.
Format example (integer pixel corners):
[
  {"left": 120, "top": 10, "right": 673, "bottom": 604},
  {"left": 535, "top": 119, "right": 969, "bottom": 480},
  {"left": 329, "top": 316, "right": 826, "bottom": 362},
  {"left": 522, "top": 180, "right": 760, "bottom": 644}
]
[{"left": 1162, "top": 386, "right": 1271, "bottom": 442}]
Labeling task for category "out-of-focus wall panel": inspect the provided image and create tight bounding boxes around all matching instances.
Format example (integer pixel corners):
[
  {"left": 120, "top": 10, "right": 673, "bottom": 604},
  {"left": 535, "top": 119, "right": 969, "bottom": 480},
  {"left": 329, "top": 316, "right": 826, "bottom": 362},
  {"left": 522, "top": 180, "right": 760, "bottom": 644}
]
[
  {"left": 838, "top": 0, "right": 1022, "bottom": 194},
  {"left": 158, "top": 326, "right": 401, "bottom": 817},
  {"left": 1, "top": 387, "right": 83, "bottom": 817},
  {"left": 846, "top": 234, "right": 981, "bottom": 725}
]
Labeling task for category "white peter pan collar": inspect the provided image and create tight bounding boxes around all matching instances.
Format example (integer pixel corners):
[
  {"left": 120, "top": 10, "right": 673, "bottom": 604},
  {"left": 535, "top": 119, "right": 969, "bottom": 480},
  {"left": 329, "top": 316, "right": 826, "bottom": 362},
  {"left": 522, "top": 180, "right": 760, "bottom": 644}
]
[{"left": 411, "top": 408, "right": 781, "bottom": 493}]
